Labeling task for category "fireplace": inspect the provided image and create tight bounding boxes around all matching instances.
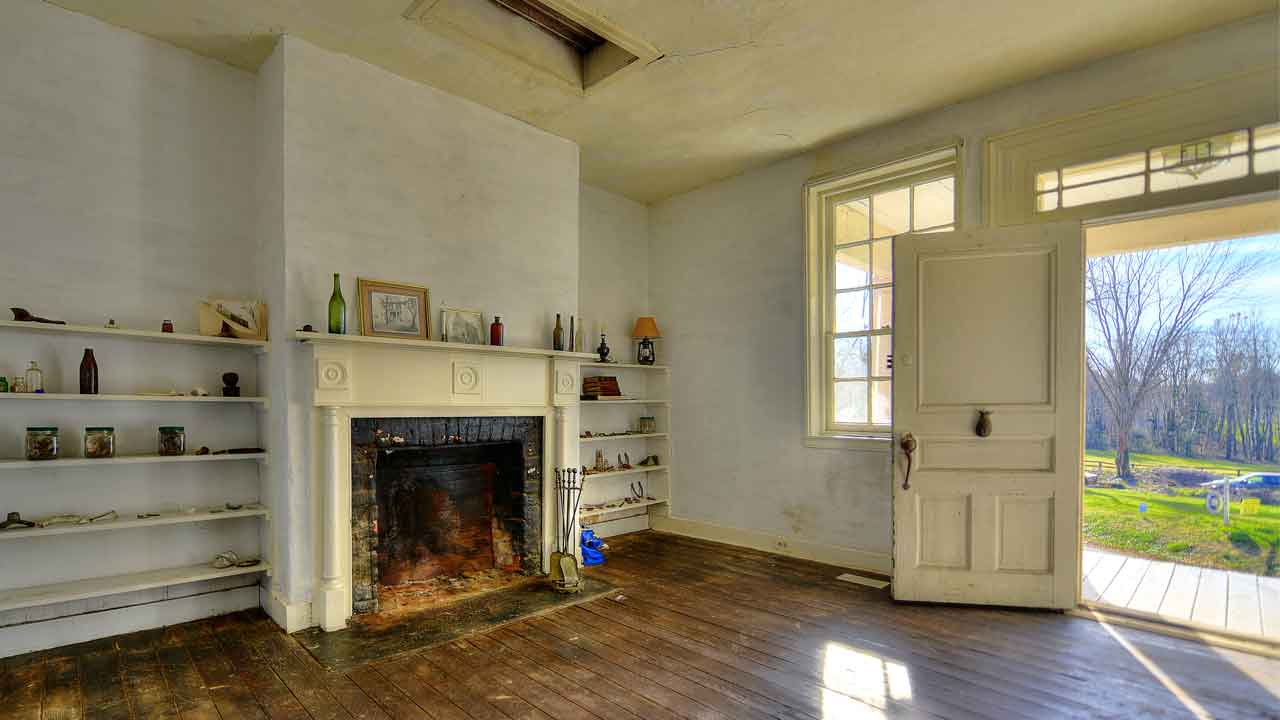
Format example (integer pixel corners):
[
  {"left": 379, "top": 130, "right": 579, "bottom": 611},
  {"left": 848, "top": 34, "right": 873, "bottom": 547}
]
[{"left": 350, "top": 417, "right": 543, "bottom": 615}]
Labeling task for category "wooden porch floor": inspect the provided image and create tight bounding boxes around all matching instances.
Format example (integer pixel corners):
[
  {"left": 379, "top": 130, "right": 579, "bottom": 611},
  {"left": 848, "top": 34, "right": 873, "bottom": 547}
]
[
  {"left": 1083, "top": 546, "right": 1280, "bottom": 640},
  {"left": 2, "top": 532, "right": 1278, "bottom": 719}
]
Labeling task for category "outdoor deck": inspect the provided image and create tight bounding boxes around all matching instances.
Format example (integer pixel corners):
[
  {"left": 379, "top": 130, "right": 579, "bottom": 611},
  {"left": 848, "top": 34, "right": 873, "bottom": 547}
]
[{"left": 1083, "top": 546, "right": 1280, "bottom": 640}]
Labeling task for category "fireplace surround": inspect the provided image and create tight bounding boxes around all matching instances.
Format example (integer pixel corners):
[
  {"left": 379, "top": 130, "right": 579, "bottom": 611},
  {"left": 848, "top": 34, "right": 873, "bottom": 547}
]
[{"left": 350, "top": 416, "right": 543, "bottom": 615}]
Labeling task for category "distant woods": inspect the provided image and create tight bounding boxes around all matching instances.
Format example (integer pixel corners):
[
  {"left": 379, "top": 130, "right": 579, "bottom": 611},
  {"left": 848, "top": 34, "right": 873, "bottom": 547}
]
[{"left": 1085, "top": 239, "right": 1277, "bottom": 478}]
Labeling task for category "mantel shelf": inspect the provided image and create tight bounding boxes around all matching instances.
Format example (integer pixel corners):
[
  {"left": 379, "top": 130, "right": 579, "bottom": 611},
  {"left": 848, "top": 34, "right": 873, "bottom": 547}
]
[
  {"left": 0, "top": 320, "right": 267, "bottom": 350},
  {"left": 0, "top": 393, "right": 266, "bottom": 404},
  {"left": 0, "top": 562, "right": 270, "bottom": 612},
  {"left": 0, "top": 452, "right": 267, "bottom": 471},
  {"left": 295, "top": 331, "right": 597, "bottom": 360},
  {"left": 579, "top": 433, "right": 669, "bottom": 443},
  {"left": 580, "top": 399, "right": 670, "bottom": 406},
  {"left": 0, "top": 508, "right": 268, "bottom": 542}
]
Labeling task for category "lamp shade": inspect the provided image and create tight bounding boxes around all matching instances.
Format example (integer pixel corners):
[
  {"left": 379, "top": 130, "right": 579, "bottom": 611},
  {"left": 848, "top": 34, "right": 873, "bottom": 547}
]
[{"left": 631, "top": 316, "right": 661, "bottom": 339}]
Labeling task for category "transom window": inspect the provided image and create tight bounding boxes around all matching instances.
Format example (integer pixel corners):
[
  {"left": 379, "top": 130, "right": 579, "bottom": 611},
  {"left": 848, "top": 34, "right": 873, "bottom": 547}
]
[
  {"left": 1035, "top": 123, "right": 1279, "bottom": 213},
  {"left": 805, "top": 147, "right": 957, "bottom": 444}
]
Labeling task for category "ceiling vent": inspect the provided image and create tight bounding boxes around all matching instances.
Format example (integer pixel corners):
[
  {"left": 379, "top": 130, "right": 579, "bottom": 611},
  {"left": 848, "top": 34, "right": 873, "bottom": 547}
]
[{"left": 403, "top": 0, "right": 661, "bottom": 93}]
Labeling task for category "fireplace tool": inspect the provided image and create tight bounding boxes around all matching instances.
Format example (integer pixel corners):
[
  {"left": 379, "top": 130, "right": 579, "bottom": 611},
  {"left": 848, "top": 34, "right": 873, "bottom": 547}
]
[{"left": 550, "top": 468, "right": 584, "bottom": 593}]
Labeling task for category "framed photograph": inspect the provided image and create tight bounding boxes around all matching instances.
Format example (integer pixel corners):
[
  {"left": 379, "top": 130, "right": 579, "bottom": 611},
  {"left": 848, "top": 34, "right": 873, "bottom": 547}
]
[
  {"left": 441, "top": 306, "right": 485, "bottom": 345},
  {"left": 358, "top": 278, "right": 429, "bottom": 340}
]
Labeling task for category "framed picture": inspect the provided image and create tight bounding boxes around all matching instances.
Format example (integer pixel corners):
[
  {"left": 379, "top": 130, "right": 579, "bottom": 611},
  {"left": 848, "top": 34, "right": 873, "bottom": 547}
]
[
  {"left": 358, "top": 278, "right": 429, "bottom": 340},
  {"left": 441, "top": 306, "right": 485, "bottom": 345}
]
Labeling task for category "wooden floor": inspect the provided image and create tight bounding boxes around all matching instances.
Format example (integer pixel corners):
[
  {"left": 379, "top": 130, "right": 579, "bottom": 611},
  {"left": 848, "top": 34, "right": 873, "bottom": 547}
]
[
  {"left": 1083, "top": 547, "right": 1280, "bottom": 639},
  {"left": 3, "top": 532, "right": 1279, "bottom": 719}
]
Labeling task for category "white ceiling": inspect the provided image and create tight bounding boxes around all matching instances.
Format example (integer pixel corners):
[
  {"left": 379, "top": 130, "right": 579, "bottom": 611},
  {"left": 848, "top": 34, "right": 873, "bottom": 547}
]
[{"left": 46, "top": 0, "right": 1276, "bottom": 203}]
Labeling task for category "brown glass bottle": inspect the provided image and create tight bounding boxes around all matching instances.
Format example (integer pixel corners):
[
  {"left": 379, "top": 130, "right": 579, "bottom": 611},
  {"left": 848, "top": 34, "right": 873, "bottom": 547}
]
[
  {"left": 79, "top": 348, "right": 98, "bottom": 394},
  {"left": 553, "top": 314, "right": 564, "bottom": 351}
]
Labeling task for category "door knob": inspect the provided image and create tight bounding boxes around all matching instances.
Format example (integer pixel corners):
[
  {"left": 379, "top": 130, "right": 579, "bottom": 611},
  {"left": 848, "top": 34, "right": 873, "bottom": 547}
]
[{"left": 899, "top": 432, "right": 917, "bottom": 490}]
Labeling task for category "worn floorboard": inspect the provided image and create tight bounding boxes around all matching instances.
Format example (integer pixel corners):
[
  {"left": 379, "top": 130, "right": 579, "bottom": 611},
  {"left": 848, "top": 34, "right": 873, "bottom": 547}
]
[{"left": 2, "top": 531, "right": 1278, "bottom": 719}]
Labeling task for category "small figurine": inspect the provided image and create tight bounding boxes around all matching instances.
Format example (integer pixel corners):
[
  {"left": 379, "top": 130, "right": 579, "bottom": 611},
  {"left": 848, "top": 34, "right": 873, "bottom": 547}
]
[
  {"left": 222, "top": 372, "right": 241, "bottom": 397},
  {"left": 596, "top": 332, "right": 611, "bottom": 363},
  {"left": 104, "top": 319, "right": 118, "bottom": 329}
]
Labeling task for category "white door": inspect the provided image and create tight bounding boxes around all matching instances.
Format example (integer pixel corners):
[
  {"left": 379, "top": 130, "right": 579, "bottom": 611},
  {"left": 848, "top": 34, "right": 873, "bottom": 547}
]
[{"left": 892, "top": 222, "right": 1083, "bottom": 608}]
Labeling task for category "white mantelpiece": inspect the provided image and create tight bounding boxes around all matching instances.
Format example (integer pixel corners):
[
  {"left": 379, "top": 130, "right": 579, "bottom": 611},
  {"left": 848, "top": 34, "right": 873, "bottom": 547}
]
[{"left": 296, "top": 332, "right": 591, "bottom": 631}]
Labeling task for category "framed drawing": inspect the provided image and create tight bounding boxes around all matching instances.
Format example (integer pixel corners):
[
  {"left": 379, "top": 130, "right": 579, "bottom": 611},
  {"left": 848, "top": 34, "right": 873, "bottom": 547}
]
[
  {"left": 441, "top": 306, "right": 485, "bottom": 344},
  {"left": 358, "top": 278, "right": 429, "bottom": 340}
]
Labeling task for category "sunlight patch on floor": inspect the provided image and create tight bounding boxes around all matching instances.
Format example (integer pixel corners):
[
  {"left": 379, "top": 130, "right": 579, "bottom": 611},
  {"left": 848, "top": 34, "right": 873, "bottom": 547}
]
[{"left": 821, "top": 641, "right": 911, "bottom": 718}]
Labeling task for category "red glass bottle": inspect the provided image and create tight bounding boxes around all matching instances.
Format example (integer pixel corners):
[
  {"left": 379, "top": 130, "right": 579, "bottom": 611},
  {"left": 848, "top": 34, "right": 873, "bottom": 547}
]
[{"left": 490, "top": 316, "right": 504, "bottom": 346}]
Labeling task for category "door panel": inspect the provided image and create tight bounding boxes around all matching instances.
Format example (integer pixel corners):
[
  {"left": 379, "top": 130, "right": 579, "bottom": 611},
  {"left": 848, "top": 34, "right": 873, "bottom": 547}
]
[{"left": 892, "top": 222, "right": 1083, "bottom": 608}]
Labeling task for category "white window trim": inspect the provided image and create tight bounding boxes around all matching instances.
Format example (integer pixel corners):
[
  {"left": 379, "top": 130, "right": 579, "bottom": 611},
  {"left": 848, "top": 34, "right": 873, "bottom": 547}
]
[{"left": 804, "top": 146, "right": 960, "bottom": 450}]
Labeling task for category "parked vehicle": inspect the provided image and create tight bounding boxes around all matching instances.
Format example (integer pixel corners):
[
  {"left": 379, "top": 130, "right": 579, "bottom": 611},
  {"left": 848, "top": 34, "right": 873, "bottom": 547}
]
[{"left": 1199, "top": 472, "right": 1280, "bottom": 512}]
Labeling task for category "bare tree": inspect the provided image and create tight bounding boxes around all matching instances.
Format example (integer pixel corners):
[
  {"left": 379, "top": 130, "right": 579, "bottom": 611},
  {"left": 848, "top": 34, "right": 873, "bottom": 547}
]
[{"left": 1086, "top": 242, "right": 1271, "bottom": 478}]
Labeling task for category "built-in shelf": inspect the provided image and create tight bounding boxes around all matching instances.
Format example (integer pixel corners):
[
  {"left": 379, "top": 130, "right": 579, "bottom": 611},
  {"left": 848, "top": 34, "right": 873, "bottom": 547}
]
[
  {"left": 580, "top": 497, "right": 668, "bottom": 522},
  {"left": 0, "top": 508, "right": 268, "bottom": 542},
  {"left": 579, "top": 433, "right": 669, "bottom": 443},
  {"left": 296, "top": 330, "right": 597, "bottom": 360},
  {"left": 0, "top": 393, "right": 266, "bottom": 404},
  {"left": 0, "top": 452, "right": 267, "bottom": 471},
  {"left": 0, "top": 319, "right": 267, "bottom": 350},
  {"left": 0, "top": 561, "right": 271, "bottom": 612},
  {"left": 582, "top": 465, "right": 669, "bottom": 480},
  {"left": 581, "top": 362, "right": 670, "bottom": 371},
  {"left": 579, "top": 399, "right": 670, "bottom": 406}
]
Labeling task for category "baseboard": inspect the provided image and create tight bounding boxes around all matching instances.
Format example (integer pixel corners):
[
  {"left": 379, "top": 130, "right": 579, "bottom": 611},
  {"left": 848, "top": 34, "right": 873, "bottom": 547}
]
[
  {"left": 652, "top": 515, "right": 892, "bottom": 575},
  {"left": 0, "top": 586, "right": 260, "bottom": 659},
  {"left": 587, "top": 513, "right": 651, "bottom": 538},
  {"left": 261, "top": 587, "right": 314, "bottom": 633}
]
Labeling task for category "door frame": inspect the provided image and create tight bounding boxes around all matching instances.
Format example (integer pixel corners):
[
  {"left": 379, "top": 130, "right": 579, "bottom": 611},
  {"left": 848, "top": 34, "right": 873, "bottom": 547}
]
[{"left": 1076, "top": 189, "right": 1280, "bottom": 611}]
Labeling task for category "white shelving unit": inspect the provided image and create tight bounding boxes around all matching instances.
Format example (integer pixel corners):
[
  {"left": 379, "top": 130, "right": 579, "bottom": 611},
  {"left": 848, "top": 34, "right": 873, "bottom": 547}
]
[
  {"left": 0, "top": 320, "right": 270, "bottom": 616},
  {"left": 577, "top": 361, "right": 672, "bottom": 537}
]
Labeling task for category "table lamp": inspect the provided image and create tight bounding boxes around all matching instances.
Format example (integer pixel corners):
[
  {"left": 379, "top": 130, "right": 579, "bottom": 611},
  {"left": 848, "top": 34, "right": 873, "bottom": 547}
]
[{"left": 631, "top": 317, "right": 661, "bottom": 365}]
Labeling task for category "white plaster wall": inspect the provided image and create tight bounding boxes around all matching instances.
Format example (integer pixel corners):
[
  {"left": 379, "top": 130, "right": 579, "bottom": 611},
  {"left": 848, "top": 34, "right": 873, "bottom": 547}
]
[
  {"left": 579, "top": 183, "right": 651, "bottom": 352},
  {"left": 0, "top": 0, "right": 263, "bottom": 643},
  {"left": 267, "top": 36, "right": 582, "bottom": 609},
  {"left": 649, "top": 14, "right": 1277, "bottom": 567}
]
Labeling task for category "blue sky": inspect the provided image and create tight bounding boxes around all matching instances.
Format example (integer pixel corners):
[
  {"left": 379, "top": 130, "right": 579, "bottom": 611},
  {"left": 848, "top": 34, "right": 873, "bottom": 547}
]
[{"left": 1203, "top": 232, "right": 1280, "bottom": 323}]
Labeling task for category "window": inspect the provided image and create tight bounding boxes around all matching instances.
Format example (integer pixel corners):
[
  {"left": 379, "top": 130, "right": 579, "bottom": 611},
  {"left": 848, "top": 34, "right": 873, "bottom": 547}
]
[
  {"left": 1034, "top": 123, "right": 1279, "bottom": 213},
  {"left": 805, "top": 147, "right": 957, "bottom": 446}
]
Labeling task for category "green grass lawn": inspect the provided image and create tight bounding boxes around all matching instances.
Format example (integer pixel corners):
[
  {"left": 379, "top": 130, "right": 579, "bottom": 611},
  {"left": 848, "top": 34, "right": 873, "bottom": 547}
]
[
  {"left": 1083, "top": 488, "right": 1279, "bottom": 576},
  {"left": 1083, "top": 449, "right": 1280, "bottom": 474}
]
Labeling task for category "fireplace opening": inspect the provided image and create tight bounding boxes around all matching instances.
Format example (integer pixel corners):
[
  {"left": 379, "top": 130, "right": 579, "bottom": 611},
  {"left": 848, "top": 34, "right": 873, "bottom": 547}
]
[{"left": 351, "top": 417, "right": 543, "bottom": 617}]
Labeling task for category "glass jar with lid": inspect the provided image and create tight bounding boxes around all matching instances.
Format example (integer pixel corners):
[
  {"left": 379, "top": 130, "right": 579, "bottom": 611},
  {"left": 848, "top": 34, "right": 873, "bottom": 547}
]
[
  {"left": 158, "top": 426, "right": 185, "bottom": 456},
  {"left": 25, "top": 427, "right": 59, "bottom": 460},
  {"left": 24, "top": 361, "right": 43, "bottom": 393},
  {"left": 84, "top": 427, "right": 115, "bottom": 459}
]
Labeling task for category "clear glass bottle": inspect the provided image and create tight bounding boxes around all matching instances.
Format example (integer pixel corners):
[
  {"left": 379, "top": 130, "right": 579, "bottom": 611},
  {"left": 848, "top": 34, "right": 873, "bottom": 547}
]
[
  {"left": 26, "top": 427, "right": 59, "bottom": 460},
  {"left": 24, "top": 361, "right": 43, "bottom": 393},
  {"left": 84, "top": 427, "right": 115, "bottom": 459}
]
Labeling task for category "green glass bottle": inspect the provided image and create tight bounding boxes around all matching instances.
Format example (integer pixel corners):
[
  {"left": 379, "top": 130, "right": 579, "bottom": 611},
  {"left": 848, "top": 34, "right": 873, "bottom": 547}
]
[{"left": 328, "top": 273, "right": 346, "bottom": 334}]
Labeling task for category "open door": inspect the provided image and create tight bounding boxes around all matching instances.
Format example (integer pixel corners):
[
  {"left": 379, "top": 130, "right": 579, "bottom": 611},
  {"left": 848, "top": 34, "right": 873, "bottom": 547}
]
[{"left": 892, "top": 222, "right": 1083, "bottom": 608}]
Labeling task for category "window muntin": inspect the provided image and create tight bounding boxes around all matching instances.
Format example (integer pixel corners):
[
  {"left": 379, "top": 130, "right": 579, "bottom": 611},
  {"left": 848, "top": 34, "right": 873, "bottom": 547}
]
[
  {"left": 1034, "top": 124, "right": 1278, "bottom": 213},
  {"left": 827, "top": 175, "right": 953, "bottom": 431}
]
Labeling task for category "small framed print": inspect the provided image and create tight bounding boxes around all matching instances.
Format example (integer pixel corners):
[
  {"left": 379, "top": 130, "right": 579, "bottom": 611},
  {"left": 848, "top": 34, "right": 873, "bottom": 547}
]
[
  {"left": 358, "top": 278, "right": 429, "bottom": 340},
  {"left": 441, "top": 306, "right": 485, "bottom": 345}
]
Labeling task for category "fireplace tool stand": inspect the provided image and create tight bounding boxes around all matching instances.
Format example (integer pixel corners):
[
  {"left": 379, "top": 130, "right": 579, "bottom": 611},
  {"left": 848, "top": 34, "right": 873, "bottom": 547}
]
[{"left": 550, "top": 468, "right": 583, "bottom": 593}]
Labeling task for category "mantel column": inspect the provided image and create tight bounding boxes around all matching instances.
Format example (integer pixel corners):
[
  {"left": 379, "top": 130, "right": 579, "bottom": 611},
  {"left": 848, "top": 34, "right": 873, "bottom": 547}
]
[{"left": 317, "top": 405, "right": 347, "bottom": 631}]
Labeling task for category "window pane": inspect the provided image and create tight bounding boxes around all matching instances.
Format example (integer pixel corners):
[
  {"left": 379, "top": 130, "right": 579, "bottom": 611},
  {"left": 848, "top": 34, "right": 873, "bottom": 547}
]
[
  {"left": 834, "top": 337, "right": 868, "bottom": 378},
  {"left": 872, "top": 287, "right": 892, "bottom": 330},
  {"left": 835, "top": 245, "right": 870, "bottom": 289},
  {"left": 872, "top": 335, "right": 892, "bottom": 377},
  {"left": 912, "top": 178, "right": 954, "bottom": 229},
  {"left": 1061, "top": 152, "right": 1144, "bottom": 188},
  {"left": 1062, "top": 175, "right": 1144, "bottom": 207},
  {"left": 1150, "top": 130, "right": 1247, "bottom": 170},
  {"left": 1035, "top": 171, "right": 1059, "bottom": 191},
  {"left": 835, "top": 290, "right": 869, "bottom": 333},
  {"left": 1256, "top": 123, "right": 1280, "bottom": 151},
  {"left": 1150, "top": 154, "right": 1248, "bottom": 192},
  {"left": 871, "top": 238, "right": 892, "bottom": 284},
  {"left": 835, "top": 198, "right": 870, "bottom": 244},
  {"left": 871, "top": 381, "right": 892, "bottom": 425},
  {"left": 1036, "top": 192, "right": 1059, "bottom": 212},
  {"left": 871, "top": 187, "right": 910, "bottom": 238},
  {"left": 835, "top": 381, "right": 868, "bottom": 424},
  {"left": 1255, "top": 148, "right": 1280, "bottom": 174}
]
